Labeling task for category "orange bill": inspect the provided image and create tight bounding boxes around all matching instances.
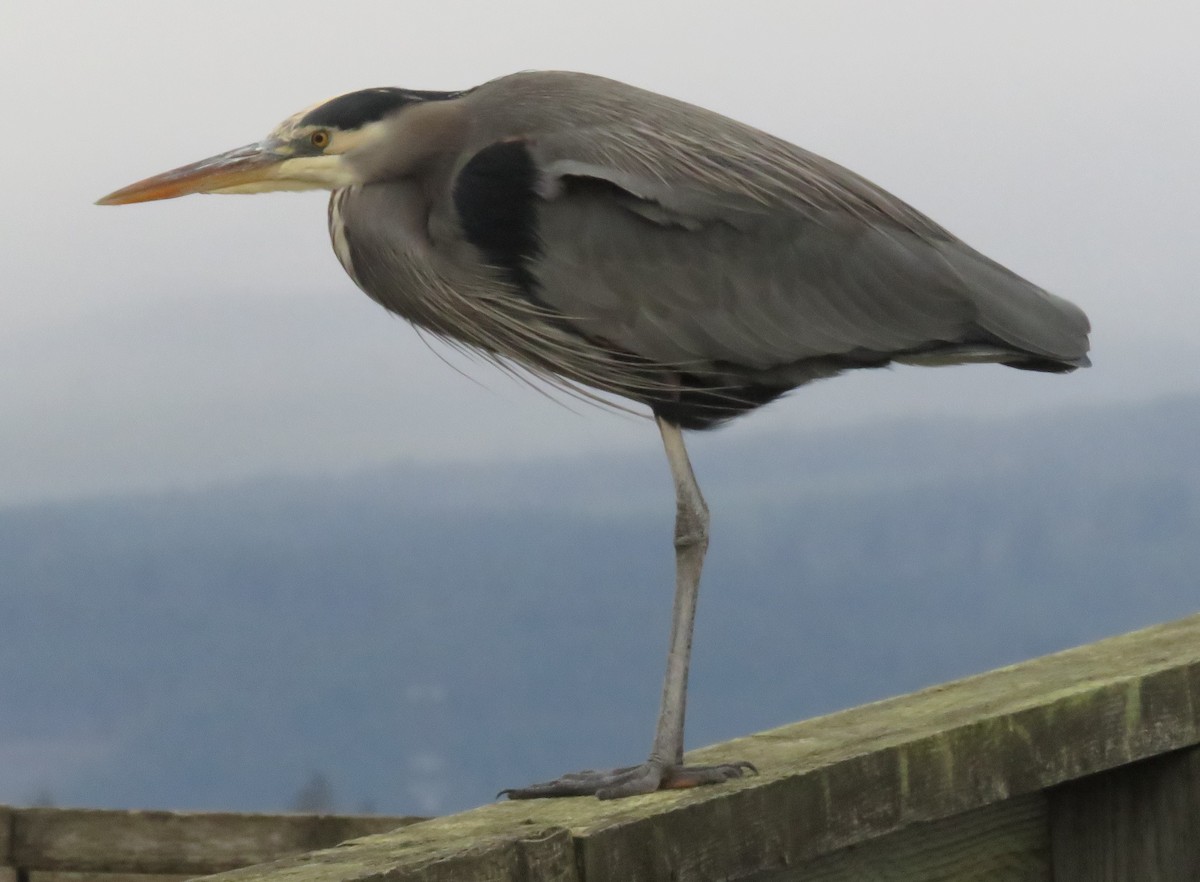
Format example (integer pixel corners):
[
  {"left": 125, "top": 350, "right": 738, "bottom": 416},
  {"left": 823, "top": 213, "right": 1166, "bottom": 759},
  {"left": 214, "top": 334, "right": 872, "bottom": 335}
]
[{"left": 97, "top": 142, "right": 285, "bottom": 205}]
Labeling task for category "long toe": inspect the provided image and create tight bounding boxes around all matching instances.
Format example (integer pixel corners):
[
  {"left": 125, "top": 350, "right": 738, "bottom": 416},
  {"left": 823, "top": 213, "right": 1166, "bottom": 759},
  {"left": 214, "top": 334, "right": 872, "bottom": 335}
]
[
  {"left": 661, "top": 760, "right": 757, "bottom": 789},
  {"left": 501, "top": 764, "right": 661, "bottom": 800},
  {"left": 595, "top": 762, "right": 667, "bottom": 800},
  {"left": 501, "top": 759, "right": 755, "bottom": 800}
]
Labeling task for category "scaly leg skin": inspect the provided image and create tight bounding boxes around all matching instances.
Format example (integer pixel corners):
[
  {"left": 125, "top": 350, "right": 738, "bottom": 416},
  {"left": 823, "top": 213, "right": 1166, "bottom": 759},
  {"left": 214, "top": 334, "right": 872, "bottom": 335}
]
[{"left": 502, "top": 417, "right": 756, "bottom": 800}]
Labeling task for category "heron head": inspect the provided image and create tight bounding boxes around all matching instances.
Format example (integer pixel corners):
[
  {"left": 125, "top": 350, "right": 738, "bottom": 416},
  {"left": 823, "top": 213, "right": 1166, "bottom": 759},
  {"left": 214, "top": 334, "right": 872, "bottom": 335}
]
[{"left": 97, "top": 88, "right": 458, "bottom": 205}]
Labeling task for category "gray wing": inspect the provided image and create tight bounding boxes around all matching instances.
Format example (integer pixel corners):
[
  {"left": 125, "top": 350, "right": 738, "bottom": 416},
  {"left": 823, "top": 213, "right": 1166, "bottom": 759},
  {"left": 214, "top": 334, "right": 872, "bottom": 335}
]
[{"left": 479, "top": 85, "right": 1092, "bottom": 378}]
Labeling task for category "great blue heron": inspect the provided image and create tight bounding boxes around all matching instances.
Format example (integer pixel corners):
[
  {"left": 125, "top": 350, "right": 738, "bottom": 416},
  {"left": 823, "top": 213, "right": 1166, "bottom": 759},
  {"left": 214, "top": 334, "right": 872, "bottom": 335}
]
[{"left": 99, "top": 70, "right": 1091, "bottom": 800}]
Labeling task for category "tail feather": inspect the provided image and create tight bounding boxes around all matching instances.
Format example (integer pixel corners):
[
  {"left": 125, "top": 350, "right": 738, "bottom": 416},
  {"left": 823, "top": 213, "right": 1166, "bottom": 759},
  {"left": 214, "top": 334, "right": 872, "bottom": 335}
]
[{"left": 935, "top": 241, "right": 1092, "bottom": 368}]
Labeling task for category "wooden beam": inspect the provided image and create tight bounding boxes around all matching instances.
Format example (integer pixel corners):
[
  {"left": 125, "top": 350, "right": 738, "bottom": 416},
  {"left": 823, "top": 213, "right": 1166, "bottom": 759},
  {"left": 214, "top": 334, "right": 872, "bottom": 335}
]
[
  {"left": 10, "top": 810, "right": 422, "bottom": 876},
  {"left": 176, "top": 613, "right": 1200, "bottom": 882},
  {"left": 28, "top": 873, "right": 194, "bottom": 882},
  {"left": 2, "top": 804, "right": 13, "bottom": 882},
  {"left": 1050, "top": 745, "right": 1200, "bottom": 881},
  {"left": 754, "top": 794, "right": 1050, "bottom": 882},
  {"left": 2, "top": 804, "right": 12, "bottom": 865}
]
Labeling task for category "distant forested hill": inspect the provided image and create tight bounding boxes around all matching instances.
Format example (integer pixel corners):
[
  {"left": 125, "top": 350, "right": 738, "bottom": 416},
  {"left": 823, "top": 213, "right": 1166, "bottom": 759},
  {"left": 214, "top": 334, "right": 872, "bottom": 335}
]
[{"left": 1, "top": 395, "right": 1197, "bottom": 815}]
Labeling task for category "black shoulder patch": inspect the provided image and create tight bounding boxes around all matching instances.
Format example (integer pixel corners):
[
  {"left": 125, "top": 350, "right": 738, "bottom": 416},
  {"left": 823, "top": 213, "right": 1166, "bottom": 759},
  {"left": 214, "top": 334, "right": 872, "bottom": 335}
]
[
  {"left": 301, "top": 88, "right": 462, "bottom": 130},
  {"left": 453, "top": 140, "right": 541, "bottom": 293}
]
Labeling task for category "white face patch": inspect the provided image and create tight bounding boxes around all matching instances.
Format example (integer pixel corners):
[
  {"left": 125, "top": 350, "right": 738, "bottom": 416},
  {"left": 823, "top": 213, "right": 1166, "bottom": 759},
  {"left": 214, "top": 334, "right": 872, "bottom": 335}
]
[
  {"left": 244, "top": 118, "right": 388, "bottom": 195},
  {"left": 267, "top": 117, "right": 389, "bottom": 158},
  {"left": 204, "top": 153, "right": 360, "bottom": 196}
]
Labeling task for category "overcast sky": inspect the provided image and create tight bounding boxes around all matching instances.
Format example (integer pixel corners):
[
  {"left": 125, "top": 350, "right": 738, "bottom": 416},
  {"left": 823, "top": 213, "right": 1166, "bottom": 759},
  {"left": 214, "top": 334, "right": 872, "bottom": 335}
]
[{"left": 1, "top": 1, "right": 1196, "bottom": 504}]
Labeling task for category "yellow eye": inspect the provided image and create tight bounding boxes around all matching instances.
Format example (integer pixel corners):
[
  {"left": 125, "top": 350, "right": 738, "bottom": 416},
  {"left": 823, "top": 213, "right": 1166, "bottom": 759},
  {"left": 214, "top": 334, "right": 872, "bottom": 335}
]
[{"left": 310, "top": 130, "right": 331, "bottom": 149}]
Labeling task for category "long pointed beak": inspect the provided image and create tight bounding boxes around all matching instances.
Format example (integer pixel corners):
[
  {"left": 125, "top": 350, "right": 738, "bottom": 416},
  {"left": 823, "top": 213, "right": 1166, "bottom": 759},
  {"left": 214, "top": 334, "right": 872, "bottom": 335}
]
[{"left": 97, "top": 141, "right": 288, "bottom": 205}]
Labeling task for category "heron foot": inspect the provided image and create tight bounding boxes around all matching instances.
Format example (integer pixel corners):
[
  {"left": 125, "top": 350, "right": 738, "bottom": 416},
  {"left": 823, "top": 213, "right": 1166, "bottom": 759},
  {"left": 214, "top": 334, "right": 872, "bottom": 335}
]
[{"left": 500, "top": 759, "right": 756, "bottom": 800}]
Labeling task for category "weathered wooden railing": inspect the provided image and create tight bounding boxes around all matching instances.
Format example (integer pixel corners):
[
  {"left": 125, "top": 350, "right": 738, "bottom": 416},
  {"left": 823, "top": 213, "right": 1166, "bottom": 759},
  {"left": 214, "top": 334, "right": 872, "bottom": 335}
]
[
  {"left": 0, "top": 810, "right": 423, "bottom": 882},
  {"left": 4, "top": 614, "right": 1199, "bottom": 881}
]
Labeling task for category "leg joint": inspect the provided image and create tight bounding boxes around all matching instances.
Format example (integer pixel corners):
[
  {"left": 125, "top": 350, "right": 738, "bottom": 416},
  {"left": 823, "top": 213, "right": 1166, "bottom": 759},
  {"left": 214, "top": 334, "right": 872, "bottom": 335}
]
[{"left": 674, "top": 501, "right": 709, "bottom": 550}]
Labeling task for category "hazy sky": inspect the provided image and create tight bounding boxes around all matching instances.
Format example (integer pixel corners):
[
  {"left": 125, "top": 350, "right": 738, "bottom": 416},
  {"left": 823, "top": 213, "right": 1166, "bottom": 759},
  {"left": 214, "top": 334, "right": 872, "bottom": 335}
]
[{"left": 1, "top": 1, "right": 1196, "bottom": 504}]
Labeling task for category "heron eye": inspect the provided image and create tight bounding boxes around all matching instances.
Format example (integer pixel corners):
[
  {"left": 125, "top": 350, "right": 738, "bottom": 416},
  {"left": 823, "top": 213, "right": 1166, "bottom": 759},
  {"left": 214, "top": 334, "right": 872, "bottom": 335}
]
[{"left": 310, "top": 130, "right": 331, "bottom": 149}]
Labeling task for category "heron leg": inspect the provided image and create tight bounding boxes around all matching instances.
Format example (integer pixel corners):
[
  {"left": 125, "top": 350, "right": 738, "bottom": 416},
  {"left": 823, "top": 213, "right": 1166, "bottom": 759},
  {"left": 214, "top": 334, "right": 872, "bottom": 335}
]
[
  {"left": 650, "top": 415, "right": 708, "bottom": 767},
  {"left": 502, "top": 417, "right": 755, "bottom": 800}
]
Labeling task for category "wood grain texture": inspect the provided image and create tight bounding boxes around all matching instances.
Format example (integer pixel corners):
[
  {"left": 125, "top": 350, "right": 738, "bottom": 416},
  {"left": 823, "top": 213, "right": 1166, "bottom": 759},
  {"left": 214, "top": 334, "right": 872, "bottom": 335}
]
[
  {"left": 172, "top": 614, "right": 1200, "bottom": 882},
  {"left": 184, "top": 822, "right": 579, "bottom": 882},
  {"left": 11, "top": 810, "right": 421, "bottom": 875},
  {"left": 746, "top": 794, "right": 1049, "bottom": 881},
  {"left": 29, "top": 872, "right": 194, "bottom": 882},
  {"left": 1050, "top": 746, "right": 1200, "bottom": 881}
]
